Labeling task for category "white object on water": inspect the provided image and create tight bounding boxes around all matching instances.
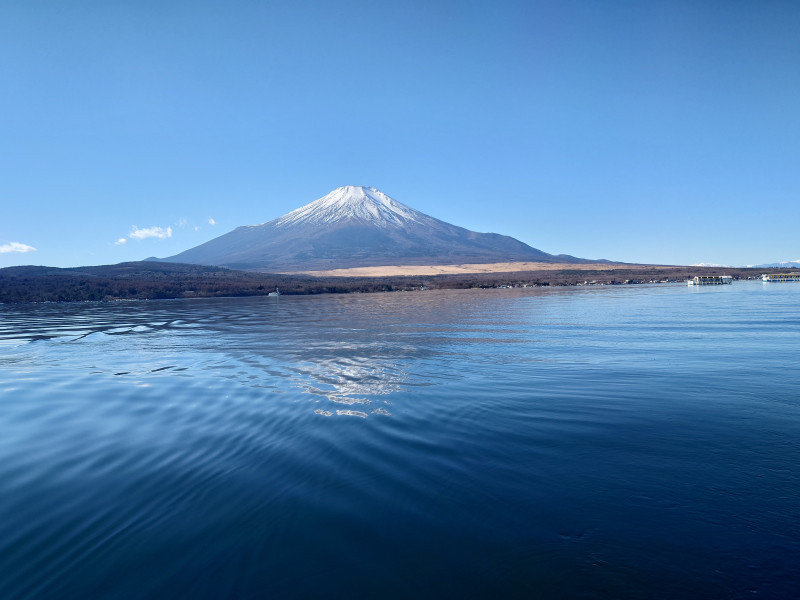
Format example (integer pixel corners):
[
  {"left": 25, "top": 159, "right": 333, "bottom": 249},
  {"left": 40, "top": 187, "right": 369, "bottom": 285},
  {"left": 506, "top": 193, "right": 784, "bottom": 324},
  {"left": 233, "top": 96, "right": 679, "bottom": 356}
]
[
  {"left": 761, "top": 273, "right": 800, "bottom": 282},
  {"left": 687, "top": 275, "right": 733, "bottom": 286}
]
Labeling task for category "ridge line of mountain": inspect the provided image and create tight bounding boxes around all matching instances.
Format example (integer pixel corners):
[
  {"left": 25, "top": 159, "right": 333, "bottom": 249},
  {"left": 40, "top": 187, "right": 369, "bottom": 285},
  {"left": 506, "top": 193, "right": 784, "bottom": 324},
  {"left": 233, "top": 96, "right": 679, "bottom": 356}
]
[{"left": 156, "top": 186, "right": 611, "bottom": 271}]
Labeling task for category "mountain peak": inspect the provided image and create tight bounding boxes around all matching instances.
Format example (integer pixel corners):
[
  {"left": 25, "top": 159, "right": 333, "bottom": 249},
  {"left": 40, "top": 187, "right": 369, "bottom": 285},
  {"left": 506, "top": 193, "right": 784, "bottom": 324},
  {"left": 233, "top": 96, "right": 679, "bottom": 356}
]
[
  {"left": 274, "top": 186, "right": 425, "bottom": 228},
  {"left": 158, "top": 185, "right": 581, "bottom": 270}
]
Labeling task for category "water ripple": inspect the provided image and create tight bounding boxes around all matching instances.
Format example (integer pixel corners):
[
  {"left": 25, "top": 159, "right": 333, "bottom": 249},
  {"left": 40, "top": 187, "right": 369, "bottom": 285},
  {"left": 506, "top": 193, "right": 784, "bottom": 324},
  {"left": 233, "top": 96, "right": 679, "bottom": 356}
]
[{"left": 1, "top": 284, "right": 799, "bottom": 598}]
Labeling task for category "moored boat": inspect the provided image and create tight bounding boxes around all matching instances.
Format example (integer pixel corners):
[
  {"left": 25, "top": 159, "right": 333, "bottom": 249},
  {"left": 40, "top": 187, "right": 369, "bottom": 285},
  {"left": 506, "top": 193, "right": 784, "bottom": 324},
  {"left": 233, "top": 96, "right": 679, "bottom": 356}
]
[
  {"left": 761, "top": 273, "right": 800, "bottom": 282},
  {"left": 687, "top": 275, "right": 733, "bottom": 286}
]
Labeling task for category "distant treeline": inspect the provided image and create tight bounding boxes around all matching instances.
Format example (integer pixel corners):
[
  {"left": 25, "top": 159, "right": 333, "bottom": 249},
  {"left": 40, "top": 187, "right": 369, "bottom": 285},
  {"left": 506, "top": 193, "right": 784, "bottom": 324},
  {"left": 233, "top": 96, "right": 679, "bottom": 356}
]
[{"left": 0, "top": 261, "right": 769, "bottom": 303}]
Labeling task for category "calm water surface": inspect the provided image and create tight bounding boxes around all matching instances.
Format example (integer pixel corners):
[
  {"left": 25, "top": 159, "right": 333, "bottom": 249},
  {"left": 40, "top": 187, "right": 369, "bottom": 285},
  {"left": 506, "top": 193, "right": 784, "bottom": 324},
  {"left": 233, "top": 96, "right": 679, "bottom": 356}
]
[{"left": 1, "top": 283, "right": 798, "bottom": 598}]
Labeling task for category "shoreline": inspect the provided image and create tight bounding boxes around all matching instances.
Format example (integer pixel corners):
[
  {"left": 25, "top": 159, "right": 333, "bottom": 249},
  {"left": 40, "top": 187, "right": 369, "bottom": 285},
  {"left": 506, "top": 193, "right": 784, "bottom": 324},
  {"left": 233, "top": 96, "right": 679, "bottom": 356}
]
[{"left": 0, "top": 261, "right": 773, "bottom": 303}]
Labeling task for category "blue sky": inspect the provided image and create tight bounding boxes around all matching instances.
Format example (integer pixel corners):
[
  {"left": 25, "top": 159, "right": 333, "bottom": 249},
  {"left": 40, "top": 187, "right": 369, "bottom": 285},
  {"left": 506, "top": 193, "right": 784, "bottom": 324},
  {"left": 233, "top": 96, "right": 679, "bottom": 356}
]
[{"left": 2, "top": 0, "right": 798, "bottom": 268}]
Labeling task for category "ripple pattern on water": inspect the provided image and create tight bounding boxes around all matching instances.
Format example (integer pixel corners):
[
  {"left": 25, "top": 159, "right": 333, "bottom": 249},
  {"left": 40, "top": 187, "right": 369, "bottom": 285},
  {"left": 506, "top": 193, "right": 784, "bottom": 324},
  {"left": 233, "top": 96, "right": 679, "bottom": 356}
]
[{"left": 1, "top": 284, "right": 799, "bottom": 598}]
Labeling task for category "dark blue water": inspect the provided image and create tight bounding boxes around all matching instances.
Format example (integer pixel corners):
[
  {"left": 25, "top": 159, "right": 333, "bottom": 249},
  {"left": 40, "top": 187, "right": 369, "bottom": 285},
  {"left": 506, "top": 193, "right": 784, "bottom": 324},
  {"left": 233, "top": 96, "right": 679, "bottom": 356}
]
[{"left": 1, "top": 283, "right": 798, "bottom": 599}]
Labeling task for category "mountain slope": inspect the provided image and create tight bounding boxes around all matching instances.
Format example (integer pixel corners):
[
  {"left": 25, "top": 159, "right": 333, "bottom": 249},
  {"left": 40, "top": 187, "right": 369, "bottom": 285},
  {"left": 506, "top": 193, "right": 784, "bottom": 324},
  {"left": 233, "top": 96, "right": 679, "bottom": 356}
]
[
  {"left": 748, "top": 261, "right": 800, "bottom": 269},
  {"left": 160, "top": 186, "right": 591, "bottom": 271}
]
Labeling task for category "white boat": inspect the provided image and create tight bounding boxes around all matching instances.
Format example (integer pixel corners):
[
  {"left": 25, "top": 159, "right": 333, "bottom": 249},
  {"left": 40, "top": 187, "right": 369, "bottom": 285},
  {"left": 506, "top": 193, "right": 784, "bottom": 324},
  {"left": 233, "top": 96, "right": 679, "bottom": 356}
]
[
  {"left": 761, "top": 273, "right": 800, "bottom": 282},
  {"left": 687, "top": 275, "right": 733, "bottom": 286},
  {"left": 268, "top": 287, "right": 281, "bottom": 296}
]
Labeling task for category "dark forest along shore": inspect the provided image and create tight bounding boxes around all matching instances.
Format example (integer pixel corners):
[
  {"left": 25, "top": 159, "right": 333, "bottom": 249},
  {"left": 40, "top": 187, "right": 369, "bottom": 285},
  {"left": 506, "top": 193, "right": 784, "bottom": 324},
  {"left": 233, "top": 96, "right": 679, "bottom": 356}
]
[
  {"left": 0, "top": 260, "right": 765, "bottom": 302},
  {"left": 1, "top": 282, "right": 798, "bottom": 598}
]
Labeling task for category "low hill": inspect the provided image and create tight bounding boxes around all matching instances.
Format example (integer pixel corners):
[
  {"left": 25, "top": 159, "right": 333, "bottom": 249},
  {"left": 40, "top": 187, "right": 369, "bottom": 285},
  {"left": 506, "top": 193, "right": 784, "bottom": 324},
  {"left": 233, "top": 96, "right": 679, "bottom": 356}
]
[{"left": 0, "top": 262, "right": 313, "bottom": 302}]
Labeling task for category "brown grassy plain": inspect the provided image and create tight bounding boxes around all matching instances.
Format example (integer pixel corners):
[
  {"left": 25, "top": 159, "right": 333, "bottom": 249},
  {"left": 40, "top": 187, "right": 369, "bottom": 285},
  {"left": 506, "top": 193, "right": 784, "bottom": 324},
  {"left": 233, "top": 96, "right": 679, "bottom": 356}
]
[{"left": 288, "top": 261, "right": 668, "bottom": 277}]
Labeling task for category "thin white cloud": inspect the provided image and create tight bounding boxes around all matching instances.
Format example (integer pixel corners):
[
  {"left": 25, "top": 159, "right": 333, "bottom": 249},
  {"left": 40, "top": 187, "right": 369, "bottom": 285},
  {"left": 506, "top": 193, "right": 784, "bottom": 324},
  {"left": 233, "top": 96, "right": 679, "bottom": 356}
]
[
  {"left": 194, "top": 226, "right": 200, "bottom": 231},
  {"left": 129, "top": 225, "right": 172, "bottom": 240},
  {"left": 115, "top": 237, "right": 127, "bottom": 245},
  {"left": 208, "top": 218, "right": 216, "bottom": 226},
  {"left": 177, "top": 218, "right": 188, "bottom": 228},
  {"left": 0, "top": 241, "right": 37, "bottom": 253}
]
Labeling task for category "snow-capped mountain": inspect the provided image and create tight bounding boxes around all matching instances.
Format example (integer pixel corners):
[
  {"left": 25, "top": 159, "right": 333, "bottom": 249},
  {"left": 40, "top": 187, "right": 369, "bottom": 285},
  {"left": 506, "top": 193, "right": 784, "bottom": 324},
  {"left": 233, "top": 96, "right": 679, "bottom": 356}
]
[
  {"left": 747, "top": 260, "right": 800, "bottom": 269},
  {"left": 275, "top": 186, "right": 426, "bottom": 228},
  {"left": 158, "top": 186, "right": 594, "bottom": 271}
]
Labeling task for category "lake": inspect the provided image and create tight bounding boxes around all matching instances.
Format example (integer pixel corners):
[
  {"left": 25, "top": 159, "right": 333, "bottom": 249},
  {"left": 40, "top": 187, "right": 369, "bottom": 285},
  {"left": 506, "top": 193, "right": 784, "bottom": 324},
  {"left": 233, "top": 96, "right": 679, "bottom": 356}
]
[{"left": 1, "top": 282, "right": 798, "bottom": 598}]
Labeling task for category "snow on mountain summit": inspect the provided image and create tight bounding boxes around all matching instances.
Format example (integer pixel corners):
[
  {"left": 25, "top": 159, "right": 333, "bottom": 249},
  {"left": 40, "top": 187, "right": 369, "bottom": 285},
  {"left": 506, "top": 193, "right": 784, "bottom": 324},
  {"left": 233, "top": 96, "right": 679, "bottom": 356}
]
[
  {"left": 275, "top": 186, "right": 425, "bottom": 228},
  {"left": 158, "top": 184, "right": 578, "bottom": 270}
]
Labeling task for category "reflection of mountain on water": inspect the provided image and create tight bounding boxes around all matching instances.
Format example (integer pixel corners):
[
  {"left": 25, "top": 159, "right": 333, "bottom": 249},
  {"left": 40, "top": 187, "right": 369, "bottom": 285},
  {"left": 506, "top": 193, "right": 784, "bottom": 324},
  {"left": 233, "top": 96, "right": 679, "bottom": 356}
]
[
  {"left": 291, "top": 357, "right": 406, "bottom": 415},
  {"left": 0, "top": 289, "right": 562, "bottom": 419}
]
